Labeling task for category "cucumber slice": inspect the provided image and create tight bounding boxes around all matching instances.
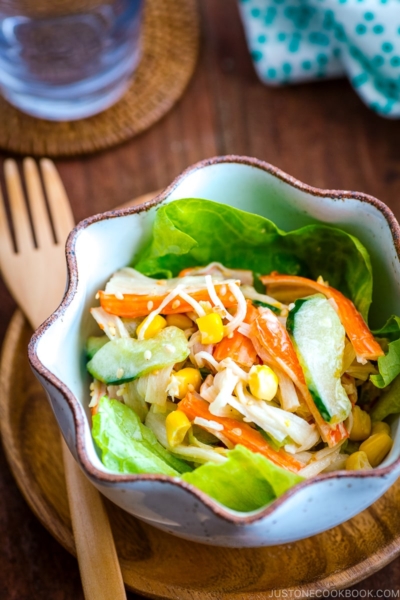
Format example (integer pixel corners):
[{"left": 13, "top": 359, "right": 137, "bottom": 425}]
[
  {"left": 86, "top": 336, "right": 108, "bottom": 360},
  {"left": 252, "top": 300, "right": 280, "bottom": 314},
  {"left": 287, "top": 295, "right": 351, "bottom": 424},
  {"left": 87, "top": 326, "right": 189, "bottom": 385}
]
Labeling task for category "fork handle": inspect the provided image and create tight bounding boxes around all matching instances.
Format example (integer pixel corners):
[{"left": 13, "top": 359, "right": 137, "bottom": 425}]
[{"left": 61, "top": 438, "right": 126, "bottom": 600}]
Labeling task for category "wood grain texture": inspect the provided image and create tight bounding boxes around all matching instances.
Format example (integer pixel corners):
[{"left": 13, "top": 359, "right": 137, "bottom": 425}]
[
  {"left": 1, "top": 310, "right": 400, "bottom": 599},
  {"left": 0, "top": 0, "right": 400, "bottom": 597},
  {"left": 0, "top": 157, "right": 126, "bottom": 600}
]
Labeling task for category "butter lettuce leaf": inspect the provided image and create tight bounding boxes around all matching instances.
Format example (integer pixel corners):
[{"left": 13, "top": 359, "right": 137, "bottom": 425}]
[
  {"left": 137, "top": 199, "right": 400, "bottom": 388},
  {"left": 92, "top": 396, "right": 192, "bottom": 475},
  {"left": 371, "top": 316, "right": 400, "bottom": 389},
  {"left": 135, "top": 199, "right": 373, "bottom": 319},
  {"left": 181, "top": 445, "right": 303, "bottom": 512},
  {"left": 370, "top": 374, "right": 400, "bottom": 422},
  {"left": 92, "top": 399, "right": 303, "bottom": 511}
]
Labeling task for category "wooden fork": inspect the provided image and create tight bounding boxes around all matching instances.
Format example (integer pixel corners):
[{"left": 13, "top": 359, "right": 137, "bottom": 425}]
[{"left": 0, "top": 158, "right": 126, "bottom": 600}]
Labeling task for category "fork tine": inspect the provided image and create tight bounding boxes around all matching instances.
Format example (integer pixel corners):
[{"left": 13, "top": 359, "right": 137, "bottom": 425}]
[
  {"left": 4, "top": 159, "right": 35, "bottom": 253},
  {"left": 23, "top": 158, "right": 54, "bottom": 249},
  {"left": 0, "top": 182, "right": 15, "bottom": 260},
  {"left": 40, "top": 159, "right": 75, "bottom": 245}
]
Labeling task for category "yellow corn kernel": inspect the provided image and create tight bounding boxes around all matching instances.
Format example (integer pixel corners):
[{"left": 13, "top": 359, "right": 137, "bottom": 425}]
[
  {"left": 166, "top": 313, "right": 193, "bottom": 330},
  {"left": 248, "top": 365, "right": 279, "bottom": 401},
  {"left": 166, "top": 410, "right": 191, "bottom": 447},
  {"left": 136, "top": 314, "right": 167, "bottom": 339},
  {"left": 371, "top": 421, "right": 391, "bottom": 436},
  {"left": 196, "top": 312, "right": 224, "bottom": 344},
  {"left": 359, "top": 432, "right": 393, "bottom": 468},
  {"left": 345, "top": 451, "right": 373, "bottom": 471},
  {"left": 173, "top": 368, "right": 202, "bottom": 399},
  {"left": 349, "top": 405, "right": 372, "bottom": 442}
]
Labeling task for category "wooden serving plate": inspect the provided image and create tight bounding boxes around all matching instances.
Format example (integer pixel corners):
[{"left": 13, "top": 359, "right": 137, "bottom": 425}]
[{"left": 1, "top": 194, "right": 400, "bottom": 598}]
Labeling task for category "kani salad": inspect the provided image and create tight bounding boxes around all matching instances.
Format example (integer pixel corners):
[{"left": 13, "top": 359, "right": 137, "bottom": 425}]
[{"left": 86, "top": 199, "right": 400, "bottom": 512}]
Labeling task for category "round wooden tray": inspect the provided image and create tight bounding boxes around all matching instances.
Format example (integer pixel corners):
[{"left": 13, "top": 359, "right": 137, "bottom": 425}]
[
  {"left": 1, "top": 206, "right": 400, "bottom": 596},
  {"left": 0, "top": 0, "right": 199, "bottom": 156},
  {"left": 3, "top": 318, "right": 400, "bottom": 597}
]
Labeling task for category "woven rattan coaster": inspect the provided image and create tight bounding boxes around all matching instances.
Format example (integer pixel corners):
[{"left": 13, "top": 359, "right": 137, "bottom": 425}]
[{"left": 0, "top": 0, "right": 199, "bottom": 157}]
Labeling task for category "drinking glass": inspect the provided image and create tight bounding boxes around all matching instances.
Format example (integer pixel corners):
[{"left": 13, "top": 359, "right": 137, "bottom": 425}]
[{"left": 0, "top": 0, "right": 143, "bottom": 120}]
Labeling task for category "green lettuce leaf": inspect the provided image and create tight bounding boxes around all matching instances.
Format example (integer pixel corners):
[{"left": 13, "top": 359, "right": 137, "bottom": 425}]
[
  {"left": 370, "top": 375, "right": 400, "bottom": 422},
  {"left": 181, "top": 445, "right": 303, "bottom": 512},
  {"left": 371, "top": 316, "right": 400, "bottom": 388},
  {"left": 92, "top": 400, "right": 302, "bottom": 512},
  {"left": 92, "top": 396, "right": 192, "bottom": 475},
  {"left": 135, "top": 199, "right": 400, "bottom": 391},
  {"left": 135, "top": 199, "right": 373, "bottom": 319}
]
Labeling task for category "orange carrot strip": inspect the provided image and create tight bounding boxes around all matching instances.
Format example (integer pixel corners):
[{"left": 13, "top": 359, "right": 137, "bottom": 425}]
[
  {"left": 179, "top": 392, "right": 303, "bottom": 473},
  {"left": 99, "top": 284, "right": 238, "bottom": 318},
  {"left": 213, "top": 330, "right": 257, "bottom": 368},
  {"left": 260, "top": 274, "right": 383, "bottom": 361},
  {"left": 214, "top": 300, "right": 258, "bottom": 367},
  {"left": 250, "top": 311, "right": 348, "bottom": 447},
  {"left": 243, "top": 299, "right": 259, "bottom": 324}
]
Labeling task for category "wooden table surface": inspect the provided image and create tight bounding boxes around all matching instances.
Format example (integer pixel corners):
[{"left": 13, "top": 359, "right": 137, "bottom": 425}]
[{"left": 0, "top": 1, "right": 400, "bottom": 598}]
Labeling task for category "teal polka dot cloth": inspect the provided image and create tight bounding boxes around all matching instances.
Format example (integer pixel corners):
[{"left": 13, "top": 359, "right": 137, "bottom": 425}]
[{"left": 238, "top": 0, "right": 400, "bottom": 117}]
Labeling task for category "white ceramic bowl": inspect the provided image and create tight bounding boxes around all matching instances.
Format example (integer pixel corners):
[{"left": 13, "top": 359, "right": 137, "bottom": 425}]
[{"left": 29, "top": 156, "right": 400, "bottom": 548}]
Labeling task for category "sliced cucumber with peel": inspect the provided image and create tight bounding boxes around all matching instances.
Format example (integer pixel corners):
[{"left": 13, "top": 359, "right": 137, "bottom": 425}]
[
  {"left": 86, "top": 336, "right": 108, "bottom": 360},
  {"left": 287, "top": 294, "right": 351, "bottom": 424},
  {"left": 87, "top": 326, "right": 189, "bottom": 385}
]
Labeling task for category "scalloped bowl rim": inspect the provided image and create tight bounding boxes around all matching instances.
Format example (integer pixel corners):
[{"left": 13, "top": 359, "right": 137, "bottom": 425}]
[{"left": 28, "top": 155, "right": 400, "bottom": 526}]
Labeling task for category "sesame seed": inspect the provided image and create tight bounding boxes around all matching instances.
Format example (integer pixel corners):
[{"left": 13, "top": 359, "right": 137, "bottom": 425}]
[
  {"left": 188, "top": 384, "right": 194, "bottom": 392},
  {"left": 116, "top": 368, "right": 124, "bottom": 379},
  {"left": 227, "top": 332, "right": 234, "bottom": 339},
  {"left": 220, "top": 285, "right": 227, "bottom": 296},
  {"left": 247, "top": 400, "right": 254, "bottom": 406},
  {"left": 115, "top": 292, "right": 124, "bottom": 300},
  {"left": 229, "top": 295, "right": 235, "bottom": 303},
  {"left": 116, "top": 388, "right": 124, "bottom": 397},
  {"left": 231, "top": 428, "right": 242, "bottom": 436},
  {"left": 147, "top": 300, "right": 154, "bottom": 310},
  {"left": 164, "top": 344, "right": 176, "bottom": 354},
  {"left": 109, "top": 325, "right": 116, "bottom": 336},
  {"left": 172, "top": 299, "right": 181, "bottom": 309},
  {"left": 95, "top": 292, "right": 100, "bottom": 300},
  {"left": 89, "top": 383, "right": 95, "bottom": 391},
  {"left": 144, "top": 350, "right": 152, "bottom": 360}
]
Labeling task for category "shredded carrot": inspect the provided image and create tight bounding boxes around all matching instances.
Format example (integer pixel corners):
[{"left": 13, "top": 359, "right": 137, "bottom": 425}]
[
  {"left": 260, "top": 274, "right": 384, "bottom": 361},
  {"left": 213, "top": 330, "right": 257, "bottom": 367},
  {"left": 99, "top": 284, "right": 237, "bottom": 318},
  {"left": 243, "top": 299, "right": 259, "bottom": 324},
  {"left": 178, "top": 392, "right": 303, "bottom": 472},
  {"left": 213, "top": 301, "right": 258, "bottom": 366}
]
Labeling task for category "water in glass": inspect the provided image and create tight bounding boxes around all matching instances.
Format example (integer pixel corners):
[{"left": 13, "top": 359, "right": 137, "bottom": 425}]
[{"left": 0, "top": 0, "right": 143, "bottom": 120}]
